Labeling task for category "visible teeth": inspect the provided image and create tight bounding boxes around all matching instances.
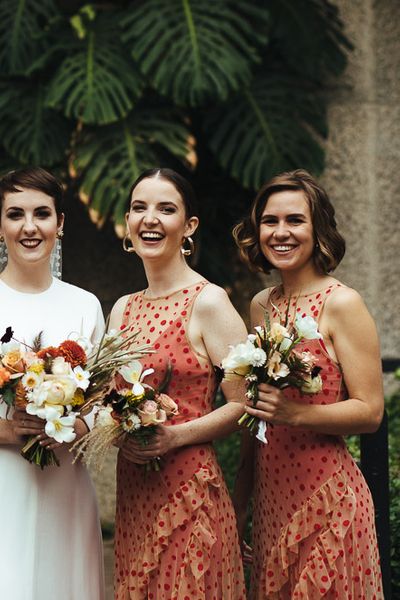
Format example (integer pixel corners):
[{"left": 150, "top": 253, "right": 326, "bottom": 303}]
[
  {"left": 273, "top": 245, "right": 293, "bottom": 251},
  {"left": 21, "top": 240, "right": 41, "bottom": 247},
  {"left": 141, "top": 232, "right": 163, "bottom": 239}
]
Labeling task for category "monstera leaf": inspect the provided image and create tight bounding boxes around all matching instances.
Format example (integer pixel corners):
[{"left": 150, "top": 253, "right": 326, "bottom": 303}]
[
  {"left": 121, "top": 0, "right": 268, "bottom": 106},
  {"left": 0, "top": 83, "right": 71, "bottom": 166},
  {"left": 71, "top": 108, "right": 193, "bottom": 227},
  {"left": 267, "top": 0, "right": 352, "bottom": 79},
  {"left": 47, "top": 14, "right": 143, "bottom": 124},
  {"left": 204, "top": 70, "right": 327, "bottom": 190},
  {"left": 0, "top": 0, "right": 59, "bottom": 75}
]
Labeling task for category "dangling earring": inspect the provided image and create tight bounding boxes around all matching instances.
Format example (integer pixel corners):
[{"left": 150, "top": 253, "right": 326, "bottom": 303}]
[
  {"left": 50, "top": 232, "right": 63, "bottom": 279},
  {"left": 0, "top": 235, "right": 7, "bottom": 271},
  {"left": 181, "top": 236, "right": 194, "bottom": 257},
  {"left": 123, "top": 234, "right": 135, "bottom": 253}
]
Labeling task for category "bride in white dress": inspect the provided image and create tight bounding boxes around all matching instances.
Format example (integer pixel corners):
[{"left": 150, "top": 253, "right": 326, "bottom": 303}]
[{"left": 0, "top": 167, "right": 105, "bottom": 600}]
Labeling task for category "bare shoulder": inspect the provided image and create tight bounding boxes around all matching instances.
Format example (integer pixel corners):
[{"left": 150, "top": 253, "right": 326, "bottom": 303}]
[
  {"left": 109, "top": 293, "right": 132, "bottom": 329},
  {"left": 194, "top": 283, "right": 233, "bottom": 315},
  {"left": 325, "top": 285, "right": 366, "bottom": 317}
]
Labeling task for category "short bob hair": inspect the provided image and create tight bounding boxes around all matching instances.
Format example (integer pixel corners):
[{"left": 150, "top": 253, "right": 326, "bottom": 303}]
[
  {"left": 0, "top": 167, "right": 64, "bottom": 221},
  {"left": 127, "top": 168, "right": 199, "bottom": 219},
  {"left": 233, "top": 169, "right": 345, "bottom": 274}
]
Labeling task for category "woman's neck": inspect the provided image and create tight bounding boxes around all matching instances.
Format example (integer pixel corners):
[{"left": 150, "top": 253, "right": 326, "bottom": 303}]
[
  {"left": 0, "top": 260, "right": 53, "bottom": 293},
  {"left": 279, "top": 264, "right": 333, "bottom": 298},
  {"left": 142, "top": 255, "right": 202, "bottom": 298}
]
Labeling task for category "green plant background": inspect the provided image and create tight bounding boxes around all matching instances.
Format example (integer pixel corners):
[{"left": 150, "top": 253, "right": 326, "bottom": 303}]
[{"left": 0, "top": 0, "right": 351, "bottom": 282}]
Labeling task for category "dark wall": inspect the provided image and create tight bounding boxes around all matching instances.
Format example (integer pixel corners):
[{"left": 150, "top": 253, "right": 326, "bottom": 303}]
[{"left": 62, "top": 192, "right": 147, "bottom": 319}]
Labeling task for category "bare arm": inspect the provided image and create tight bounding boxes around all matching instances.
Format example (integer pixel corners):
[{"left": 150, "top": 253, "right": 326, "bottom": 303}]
[{"left": 246, "top": 287, "right": 384, "bottom": 435}]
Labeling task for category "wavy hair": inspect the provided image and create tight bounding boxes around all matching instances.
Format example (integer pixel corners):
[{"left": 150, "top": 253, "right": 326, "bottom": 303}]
[{"left": 233, "top": 169, "right": 345, "bottom": 274}]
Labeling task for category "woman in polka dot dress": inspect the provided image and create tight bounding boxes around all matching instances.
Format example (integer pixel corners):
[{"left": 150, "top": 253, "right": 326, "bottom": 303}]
[
  {"left": 233, "top": 170, "right": 384, "bottom": 599},
  {"left": 109, "top": 168, "right": 247, "bottom": 599}
]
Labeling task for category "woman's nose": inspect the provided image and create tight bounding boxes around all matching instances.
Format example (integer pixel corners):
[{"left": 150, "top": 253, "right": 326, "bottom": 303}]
[
  {"left": 143, "top": 210, "right": 159, "bottom": 226},
  {"left": 273, "top": 222, "right": 290, "bottom": 239},
  {"left": 22, "top": 216, "right": 38, "bottom": 235}
]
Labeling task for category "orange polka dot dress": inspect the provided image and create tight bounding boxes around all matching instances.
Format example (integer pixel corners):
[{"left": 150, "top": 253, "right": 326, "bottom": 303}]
[
  {"left": 114, "top": 281, "right": 246, "bottom": 600},
  {"left": 250, "top": 285, "right": 383, "bottom": 600}
]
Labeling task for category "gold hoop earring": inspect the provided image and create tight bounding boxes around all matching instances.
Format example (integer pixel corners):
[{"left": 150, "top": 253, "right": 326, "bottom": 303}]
[
  {"left": 57, "top": 229, "right": 64, "bottom": 239},
  {"left": 123, "top": 234, "right": 135, "bottom": 253},
  {"left": 0, "top": 235, "right": 4, "bottom": 243},
  {"left": 181, "top": 236, "right": 194, "bottom": 257}
]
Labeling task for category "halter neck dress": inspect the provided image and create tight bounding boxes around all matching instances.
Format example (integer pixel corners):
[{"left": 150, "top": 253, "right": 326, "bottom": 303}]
[
  {"left": 115, "top": 281, "right": 246, "bottom": 600},
  {"left": 250, "top": 284, "right": 383, "bottom": 600}
]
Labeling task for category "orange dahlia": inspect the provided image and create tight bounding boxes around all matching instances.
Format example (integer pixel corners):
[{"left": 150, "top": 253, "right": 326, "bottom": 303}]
[
  {"left": 37, "top": 346, "right": 61, "bottom": 360},
  {"left": 58, "top": 340, "right": 87, "bottom": 368},
  {"left": 0, "top": 366, "right": 11, "bottom": 386}
]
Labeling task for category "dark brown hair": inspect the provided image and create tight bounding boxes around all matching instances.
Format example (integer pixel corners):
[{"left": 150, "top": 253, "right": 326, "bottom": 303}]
[
  {"left": 127, "top": 168, "right": 199, "bottom": 219},
  {"left": 233, "top": 169, "right": 345, "bottom": 274},
  {"left": 0, "top": 167, "right": 64, "bottom": 222}
]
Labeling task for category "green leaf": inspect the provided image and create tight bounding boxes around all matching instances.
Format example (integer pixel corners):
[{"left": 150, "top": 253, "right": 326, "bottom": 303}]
[
  {"left": 47, "top": 14, "right": 143, "bottom": 124},
  {"left": 71, "top": 108, "right": 192, "bottom": 226},
  {"left": 0, "top": 82, "right": 71, "bottom": 167},
  {"left": 121, "top": 0, "right": 269, "bottom": 106},
  {"left": 267, "top": 0, "right": 352, "bottom": 80},
  {"left": 204, "top": 69, "right": 327, "bottom": 190},
  {"left": 0, "top": 0, "right": 59, "bottom": 75}
]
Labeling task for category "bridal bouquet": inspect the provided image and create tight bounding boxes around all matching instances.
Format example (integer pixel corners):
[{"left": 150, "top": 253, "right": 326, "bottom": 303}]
[
  {"left": 0, "top": 326, "right": 151, "bottom": 468},
  {"left": 72, "top": 360, "right": 177, "bottom": 471},
  {"left": 221, "top": 314, "right": 323, "bottom": 443}
]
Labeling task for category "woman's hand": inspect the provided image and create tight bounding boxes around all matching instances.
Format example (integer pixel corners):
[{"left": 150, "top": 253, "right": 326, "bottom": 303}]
[
  {"left": 35, "top": 416, "right": 89, "bottom": 452},
  {"left": 119, "top": 425, "right": 178, "bottom": 464},
  {"left": 12, "top": 409, "right": 45, "bottom": 437},
  {"left": 245, "top": 383, "right": 301, "bottom": 426}
]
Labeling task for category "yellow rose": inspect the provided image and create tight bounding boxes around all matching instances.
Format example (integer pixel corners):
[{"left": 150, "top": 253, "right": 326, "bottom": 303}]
[{"left": 2, "top": 349, "right": 25, "bottom": 373}]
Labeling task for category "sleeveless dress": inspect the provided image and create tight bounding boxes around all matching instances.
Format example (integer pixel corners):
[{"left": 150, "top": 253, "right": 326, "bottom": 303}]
[
  {"left": 0, "top": 277, "right": 105, "bottom": 600},
  {"left": 250, "top": 284, "right": 383, "bottom": 600},
  {"left": 115, "top": 281, "right": 246, "bottom": 600}
]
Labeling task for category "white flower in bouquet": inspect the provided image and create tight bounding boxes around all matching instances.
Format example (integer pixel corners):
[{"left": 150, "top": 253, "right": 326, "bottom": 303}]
[
  {"left": 51, "top": 356, "right": 72, "bottom": 376},
  {"left": 301, "top": 373, "right": 323, "bottom": 394},
  {"left": 72, "top": 365, "right": 91, "bottom": 391},
  {"left": 295, "top": 315, "right": 322, "bottom": 340},
  {"left": 28, "top": 377, "right": 77, "bottom": 407},
  {"left": 96, "top": 406, "right": 117, "bottom": 428},
  {"left": 119, "top": 360, "right": 154, "bottom": 397},
  {"left": 43, "top": 405, "right": 77, "bottom": 443},
  {"left": 279, "top": 336, "right": 293, "bottom": 351},
  {"left": 222, "top": 340, "right": 267, "bottom": 376},
  {"left": 267, "top": 351, "right": 290, "bottom": 380},
  {"left": 122, "top": 413, "right": 141, "bottom": 432},
  {"left": 22, "top": 370, "right": 44, "bottom": 389},
  {"left": 269, "top": 322, "right": 289, "bottom": 344}
]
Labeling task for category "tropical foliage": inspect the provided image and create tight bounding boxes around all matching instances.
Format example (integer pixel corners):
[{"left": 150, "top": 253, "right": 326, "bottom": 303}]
[{"left": 0, "top": 0, "right": 351, "bottom": 279}]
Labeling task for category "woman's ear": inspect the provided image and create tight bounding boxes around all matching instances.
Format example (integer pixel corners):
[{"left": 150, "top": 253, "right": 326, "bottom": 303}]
[
  {"left": 185, "top": 216, "right": 199, "bottom": 237},
  {"left": 57, "top": 213, "right": 65, "bottom": 230}
]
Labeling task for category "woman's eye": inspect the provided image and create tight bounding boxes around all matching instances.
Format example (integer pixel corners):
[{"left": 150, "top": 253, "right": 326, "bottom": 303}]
[
  {"left": 6, "top": 211, "right": 22, "bottom": 219},
  {"left": 161, "top": 206, "right": 176, "bottom": 214},
  {"left": 131, "top": 204, "right": 145, "bottom": 212},
  {"left": 36, "top": 210, "right": 52, "bottom": 218}
]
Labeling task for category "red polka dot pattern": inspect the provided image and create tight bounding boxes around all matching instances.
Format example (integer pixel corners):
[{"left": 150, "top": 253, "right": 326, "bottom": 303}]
[
  {"left": 250, "top": 285, "right": 383, "bottom": 599},
  {"left": 114, "top": 281, "right": 246, "bottom": 599}
]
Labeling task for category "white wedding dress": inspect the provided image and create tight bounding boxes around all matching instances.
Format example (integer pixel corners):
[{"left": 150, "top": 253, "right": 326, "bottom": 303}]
[{"left": 0, "top": 277, "right": 105, "bottom": 600}]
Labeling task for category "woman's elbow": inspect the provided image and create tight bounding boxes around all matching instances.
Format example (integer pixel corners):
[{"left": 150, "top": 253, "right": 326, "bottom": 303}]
[{"left": 365, "top": 404, "right": 384, "bottom": 433}]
